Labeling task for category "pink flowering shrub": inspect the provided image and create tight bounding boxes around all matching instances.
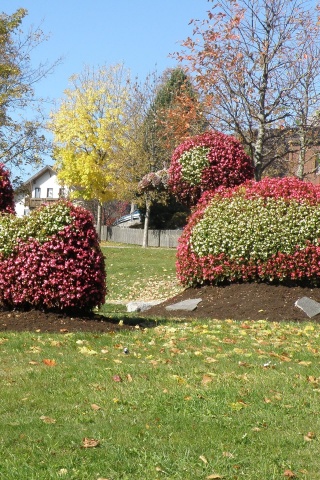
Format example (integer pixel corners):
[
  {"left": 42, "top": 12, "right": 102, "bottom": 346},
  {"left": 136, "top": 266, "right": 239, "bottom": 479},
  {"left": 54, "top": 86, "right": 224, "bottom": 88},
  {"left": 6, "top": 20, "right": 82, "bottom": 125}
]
[
  {"left": 0, "top": 201, "right": 106, "bottom": 311},
  {"left": 168, "top": 131, "right": 254, "bottom": 206},
  {"left": 177, "top": 177, "right": 320, "bottom": 286},
  {"left": 138, "top": 169, "right": 169, "bottom": 193},
  {"left": 0, "top": 163, "right": 14, "bottom": 214}
]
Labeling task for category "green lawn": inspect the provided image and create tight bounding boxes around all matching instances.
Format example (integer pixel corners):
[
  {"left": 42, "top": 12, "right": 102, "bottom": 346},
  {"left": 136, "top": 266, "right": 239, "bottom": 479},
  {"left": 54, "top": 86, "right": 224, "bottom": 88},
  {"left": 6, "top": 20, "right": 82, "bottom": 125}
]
[
  {"left": 100, "top": 243, "right": 184, "bottom": 305},
  {"left": 0, "top": 244, "right": 320, "bottom": 479}
]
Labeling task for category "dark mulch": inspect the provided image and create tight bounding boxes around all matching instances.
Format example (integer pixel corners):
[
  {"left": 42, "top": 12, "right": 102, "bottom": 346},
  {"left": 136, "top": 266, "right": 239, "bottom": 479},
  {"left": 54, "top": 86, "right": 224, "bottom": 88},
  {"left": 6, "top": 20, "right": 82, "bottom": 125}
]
[
  {"left": 141, "top": 282, "right": 320, "bottom": 323},
  {"left": 0, "top": 282, "right": 318, "bottom": 333},
  {"left": 0, "top": 309, "right": 137, "bottom": 333}
]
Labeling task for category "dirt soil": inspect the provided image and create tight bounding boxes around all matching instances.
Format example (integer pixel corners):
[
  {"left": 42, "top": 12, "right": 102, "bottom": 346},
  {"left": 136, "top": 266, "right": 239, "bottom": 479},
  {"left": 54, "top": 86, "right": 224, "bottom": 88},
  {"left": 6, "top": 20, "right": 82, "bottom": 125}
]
[
  {"left": 141, "top": 282, "right": 320, "bottom": 323},
  {"left": 0, "top": 282, "right": 319, "bottom": 333}
]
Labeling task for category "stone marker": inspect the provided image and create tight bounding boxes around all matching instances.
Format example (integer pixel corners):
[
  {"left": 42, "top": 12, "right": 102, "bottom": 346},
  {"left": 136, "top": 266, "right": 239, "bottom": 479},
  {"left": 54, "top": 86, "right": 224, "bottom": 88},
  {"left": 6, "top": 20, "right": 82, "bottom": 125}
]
[
  {"left": 165, "top": 298, "right": 202, "bottom": 312},
  {"left": 127, "top": 300, "right": 162, "bottom": 313},
  {"left": 295, "top": 297, "right": 320, "bottom": 318}
]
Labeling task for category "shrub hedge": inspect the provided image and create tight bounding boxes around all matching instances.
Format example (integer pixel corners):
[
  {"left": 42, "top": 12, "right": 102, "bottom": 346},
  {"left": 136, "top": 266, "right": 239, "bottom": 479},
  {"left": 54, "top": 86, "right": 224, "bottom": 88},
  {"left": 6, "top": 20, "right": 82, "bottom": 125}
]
[
  {"left": 0, "top": 201, "right": 106, "bottom": 310},
  {"left": 0, "top": 163, "right": 14, "bottom": 214},
  {"left": 177, "top": 177, "right": 320, "bottom": 286},
  {"left": 168, "top": 131, "right": 254, "bottom": 206}
]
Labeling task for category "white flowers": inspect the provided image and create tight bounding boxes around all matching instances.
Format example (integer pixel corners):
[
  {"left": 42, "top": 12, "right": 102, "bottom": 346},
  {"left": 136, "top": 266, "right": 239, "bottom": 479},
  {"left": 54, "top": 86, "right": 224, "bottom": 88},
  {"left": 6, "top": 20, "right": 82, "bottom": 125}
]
[
  {"left": 179, "top": 146, "right": 210, "bottom": 185},
  {"left": 190, "top": 196, "right": 320, "bottom": 260}
]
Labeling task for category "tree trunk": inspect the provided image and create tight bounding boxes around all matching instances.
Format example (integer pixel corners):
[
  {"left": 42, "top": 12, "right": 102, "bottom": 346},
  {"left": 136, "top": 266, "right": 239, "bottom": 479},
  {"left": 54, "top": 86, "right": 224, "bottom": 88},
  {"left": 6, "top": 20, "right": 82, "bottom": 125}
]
[
  {"left": 97, "top": 202, "right": 102, "bottom": 240},
  {"left": 142, "top": 197, "right": 151, "bottom": 248},
  {"left": 254, "top": 122, "right": 266, "bottom": 181},
  {"left": 296, "top": 131, "right": 306, "bottom": 180}
]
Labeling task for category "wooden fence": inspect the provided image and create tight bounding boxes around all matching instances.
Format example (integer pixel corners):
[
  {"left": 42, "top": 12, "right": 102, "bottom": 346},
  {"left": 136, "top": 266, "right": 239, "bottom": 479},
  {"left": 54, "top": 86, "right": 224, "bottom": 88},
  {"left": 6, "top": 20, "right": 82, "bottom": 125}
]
[{"left": 101, "top": 226, "right": 182, "bottom": 248}]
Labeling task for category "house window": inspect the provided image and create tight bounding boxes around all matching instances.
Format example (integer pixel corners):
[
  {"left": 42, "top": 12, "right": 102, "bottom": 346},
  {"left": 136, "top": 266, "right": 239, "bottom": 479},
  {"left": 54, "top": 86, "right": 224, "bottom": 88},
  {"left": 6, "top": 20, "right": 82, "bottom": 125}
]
[
  {"left": 47, "top": 188, "right": 53, "bottom": 198},
  {"left": 35, "top": 187, "right": 41, "bottom": 198},
  {"left": 59, "top": 187, "right": 65, "bottom": 198}
]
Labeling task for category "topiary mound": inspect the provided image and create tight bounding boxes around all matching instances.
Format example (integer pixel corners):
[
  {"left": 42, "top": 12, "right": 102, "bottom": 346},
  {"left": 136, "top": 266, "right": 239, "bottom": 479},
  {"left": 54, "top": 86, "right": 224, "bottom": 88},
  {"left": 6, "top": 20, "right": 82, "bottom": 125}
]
[
  {"left": 0, "top": 163, "right": 14, "bottom": 214},
  {"left": 0, "top": 201, "right": 106, "bottom": 311},
  {"left": 168, "top": 130, "right": 254, "bottom": 206},
  {"left": 177, "top": 177, "right": 320, "bottom": 286}
]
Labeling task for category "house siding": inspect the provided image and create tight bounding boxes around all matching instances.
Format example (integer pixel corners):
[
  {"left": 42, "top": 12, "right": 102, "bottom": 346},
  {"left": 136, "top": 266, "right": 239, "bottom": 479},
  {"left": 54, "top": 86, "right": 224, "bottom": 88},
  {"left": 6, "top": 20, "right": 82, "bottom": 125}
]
[{"left": 14, "top": 167, "right": 65, "bottom": 217}]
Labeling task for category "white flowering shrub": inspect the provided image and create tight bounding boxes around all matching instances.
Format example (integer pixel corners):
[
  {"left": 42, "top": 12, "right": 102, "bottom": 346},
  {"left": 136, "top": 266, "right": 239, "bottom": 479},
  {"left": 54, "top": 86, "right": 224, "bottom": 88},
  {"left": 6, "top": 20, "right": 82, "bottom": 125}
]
[
  {"left": 191, "top": 196, "right": 320, "bottom": 261},
  {"left": 179, "top": 146, "right": 210, "bottom": 185},
  {"left": 177, "top": 177, "right": 320, "bottom": 286}
]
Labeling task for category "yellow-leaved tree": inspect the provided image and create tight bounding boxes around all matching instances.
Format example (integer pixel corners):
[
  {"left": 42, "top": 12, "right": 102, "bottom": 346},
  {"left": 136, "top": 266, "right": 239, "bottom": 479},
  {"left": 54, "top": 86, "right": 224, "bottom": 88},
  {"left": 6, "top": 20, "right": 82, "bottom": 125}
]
[{"left": 48, "top": 64, "right": 130, "bottom": 237}]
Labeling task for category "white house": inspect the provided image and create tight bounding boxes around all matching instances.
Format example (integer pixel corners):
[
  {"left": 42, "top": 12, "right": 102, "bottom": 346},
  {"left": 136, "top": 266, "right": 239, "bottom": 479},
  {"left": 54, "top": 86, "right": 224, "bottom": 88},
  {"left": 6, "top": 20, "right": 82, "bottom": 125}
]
[{"left": 14, "top": 165, "right": 66, "bottom": 217}]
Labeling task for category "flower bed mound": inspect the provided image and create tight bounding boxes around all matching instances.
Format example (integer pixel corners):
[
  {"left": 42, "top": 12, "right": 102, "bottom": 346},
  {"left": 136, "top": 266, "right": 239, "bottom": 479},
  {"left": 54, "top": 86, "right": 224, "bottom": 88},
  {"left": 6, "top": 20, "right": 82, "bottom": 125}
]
[
  {"left": 0, "top": 201, "right": 106, "bottom": 311},
  {"left": 168, "top": 130, "right": 254, "bottom": 206},
  {"left": 177, "top": 177, "right": 320, "bottom": 286}
]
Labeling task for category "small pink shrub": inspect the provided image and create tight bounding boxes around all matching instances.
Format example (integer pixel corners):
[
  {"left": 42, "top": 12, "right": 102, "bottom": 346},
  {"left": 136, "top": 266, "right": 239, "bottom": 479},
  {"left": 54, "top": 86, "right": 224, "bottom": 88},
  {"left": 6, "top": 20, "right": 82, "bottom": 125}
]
[
  {"left": 0, "top": 163, "right": 14, "bottom": 214},
  {"left": 168, "top": 131, "right": 254, "bottom": 206},
  {"left": 0, "top": 202, "right": 106, "bottom": 311},
  {"left": 177, "top": 177, "right": 320, "bottom": 286}
]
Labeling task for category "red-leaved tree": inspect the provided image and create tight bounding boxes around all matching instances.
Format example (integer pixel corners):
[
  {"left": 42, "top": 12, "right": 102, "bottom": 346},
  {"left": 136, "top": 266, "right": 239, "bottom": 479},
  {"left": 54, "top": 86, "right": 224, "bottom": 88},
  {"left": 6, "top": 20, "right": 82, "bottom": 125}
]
[{"left": 0, "top": 163, "right": 14, "bottom": 214}]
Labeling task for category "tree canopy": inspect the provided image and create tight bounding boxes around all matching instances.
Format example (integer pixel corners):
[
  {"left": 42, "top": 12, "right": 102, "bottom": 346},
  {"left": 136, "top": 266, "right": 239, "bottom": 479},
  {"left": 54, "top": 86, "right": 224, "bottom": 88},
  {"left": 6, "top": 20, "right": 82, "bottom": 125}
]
[
  {"left": 0, "top": 8, "right": 60, "bottom": 181},
  {"left": 176, "top": 0, "right": 320, "bottom": 180},
  {"left": 142, "top": 68, "right": 208, "bottom": 170},
  {"left": 49, "top": 64, "right": 130, "bottom": 204}
]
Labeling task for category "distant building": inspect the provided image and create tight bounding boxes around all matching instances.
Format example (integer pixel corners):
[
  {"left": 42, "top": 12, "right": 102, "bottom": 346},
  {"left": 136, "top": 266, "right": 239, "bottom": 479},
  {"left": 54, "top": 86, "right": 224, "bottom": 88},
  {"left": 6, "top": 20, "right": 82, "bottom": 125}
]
[{"left": 14, "top": 166, "right": 66, "bottom": 217}]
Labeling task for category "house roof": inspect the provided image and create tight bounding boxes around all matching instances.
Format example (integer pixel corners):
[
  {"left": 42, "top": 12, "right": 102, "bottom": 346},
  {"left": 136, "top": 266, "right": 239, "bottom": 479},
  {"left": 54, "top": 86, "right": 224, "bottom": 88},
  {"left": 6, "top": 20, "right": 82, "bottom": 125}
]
[{"left": 21, "top": 165, "right": 57, "bottom": 186}]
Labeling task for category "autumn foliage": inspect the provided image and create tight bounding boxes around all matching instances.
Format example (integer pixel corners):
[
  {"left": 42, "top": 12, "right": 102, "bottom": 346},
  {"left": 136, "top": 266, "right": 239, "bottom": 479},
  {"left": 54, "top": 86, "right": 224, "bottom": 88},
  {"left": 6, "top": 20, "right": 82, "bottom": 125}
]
[
  {"left": 0, "top": 201, "right": 106, "bottom": 311},
  {"left": 168, "top": 131, "right": 254, "bottom": 206},
  {"left": 177, "top": 177, "right": 320, "bottom": 286}
]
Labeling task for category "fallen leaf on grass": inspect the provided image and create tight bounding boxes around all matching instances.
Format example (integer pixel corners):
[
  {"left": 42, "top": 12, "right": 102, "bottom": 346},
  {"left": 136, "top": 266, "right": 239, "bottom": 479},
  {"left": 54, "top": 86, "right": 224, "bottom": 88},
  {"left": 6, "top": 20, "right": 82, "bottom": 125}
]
[
  {"left": 155, "top": 466, "right": 166, "bottom": 473},
  {"left": 199, "top": 455, "right": 208, "bottom": 464},
  {"left": 29, "top": 361, "right": 38, "bottom": 365},
  {"left": 58, "top": 468, "right": 68, "bottom": 476},
  {"left": 78, "top": 346, "right": 98, "bottom": 355},
  {"left": 307, "top": 375, "right": 319, "bottom": 385},
  {"left": 298, "top": 361, "right": 312, "bottom": 366},
  {"left": 112, "top": 375, "right": 122, "bottom": 382},
  {"left": 230, "top": 400, "right": 248, "bottom": 410},
  {"left": 304, "top": 431, "right": 316, "bottom": 441},
  {"left": 91, "top": 404, "right": 101, "bottom": 411},
  {"left": 40, "top": 415, "right": 56, "bottom": 424},
  {"left": 238, "top": 361, "right": 250, "bottom": 367},
  {"left": 206, "top": 474, "right": 223, "bottom": 479},
  {"left": 202, "top": 374, "right": 213, "bottom": 385},
  {"left": 126, "top": 373, "right": 133, "bottom": 382},
  {"left": 42, "top": 359, "right": 56, "bottom": 366},
  {"left": 81, "top": 437, "right": 100, "bottom": 448},
  {"left": 223, "top": 451, "right": 234, "bottom": 458},
  {"left": 205, "top": 357, "right": 218, "bottom": 363},
  {"left": 283, "top": 469, "right": 296, "bottom": 478}
]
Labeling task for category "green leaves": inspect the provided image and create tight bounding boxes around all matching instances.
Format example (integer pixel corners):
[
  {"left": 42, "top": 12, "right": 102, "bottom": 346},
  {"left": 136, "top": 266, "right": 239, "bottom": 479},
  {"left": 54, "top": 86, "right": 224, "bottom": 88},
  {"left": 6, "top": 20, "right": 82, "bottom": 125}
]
[
  {"left": 0, "top": 202, "right": 71, "bottom": 258},
  {"left": 191, "top": 196, "right": 320, "bottom": 260}
]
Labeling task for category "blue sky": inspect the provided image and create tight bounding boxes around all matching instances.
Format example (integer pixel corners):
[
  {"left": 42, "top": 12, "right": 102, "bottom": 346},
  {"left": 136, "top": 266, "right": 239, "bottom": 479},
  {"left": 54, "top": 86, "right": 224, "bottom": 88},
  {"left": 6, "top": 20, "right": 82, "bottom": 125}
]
[
  {"left": 2, "top": 0, "right": 210, "bottom": 109},
  {"left": 2, "top": 0, "right": 211, "bottom": 179}
]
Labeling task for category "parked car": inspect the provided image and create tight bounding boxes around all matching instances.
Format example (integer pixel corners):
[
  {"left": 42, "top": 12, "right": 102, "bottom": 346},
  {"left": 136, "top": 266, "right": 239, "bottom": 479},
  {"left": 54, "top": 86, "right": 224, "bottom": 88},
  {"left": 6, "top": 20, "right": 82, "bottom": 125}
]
[{"left": 112, "top": 209, "right": 143, "bottom": 226}]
